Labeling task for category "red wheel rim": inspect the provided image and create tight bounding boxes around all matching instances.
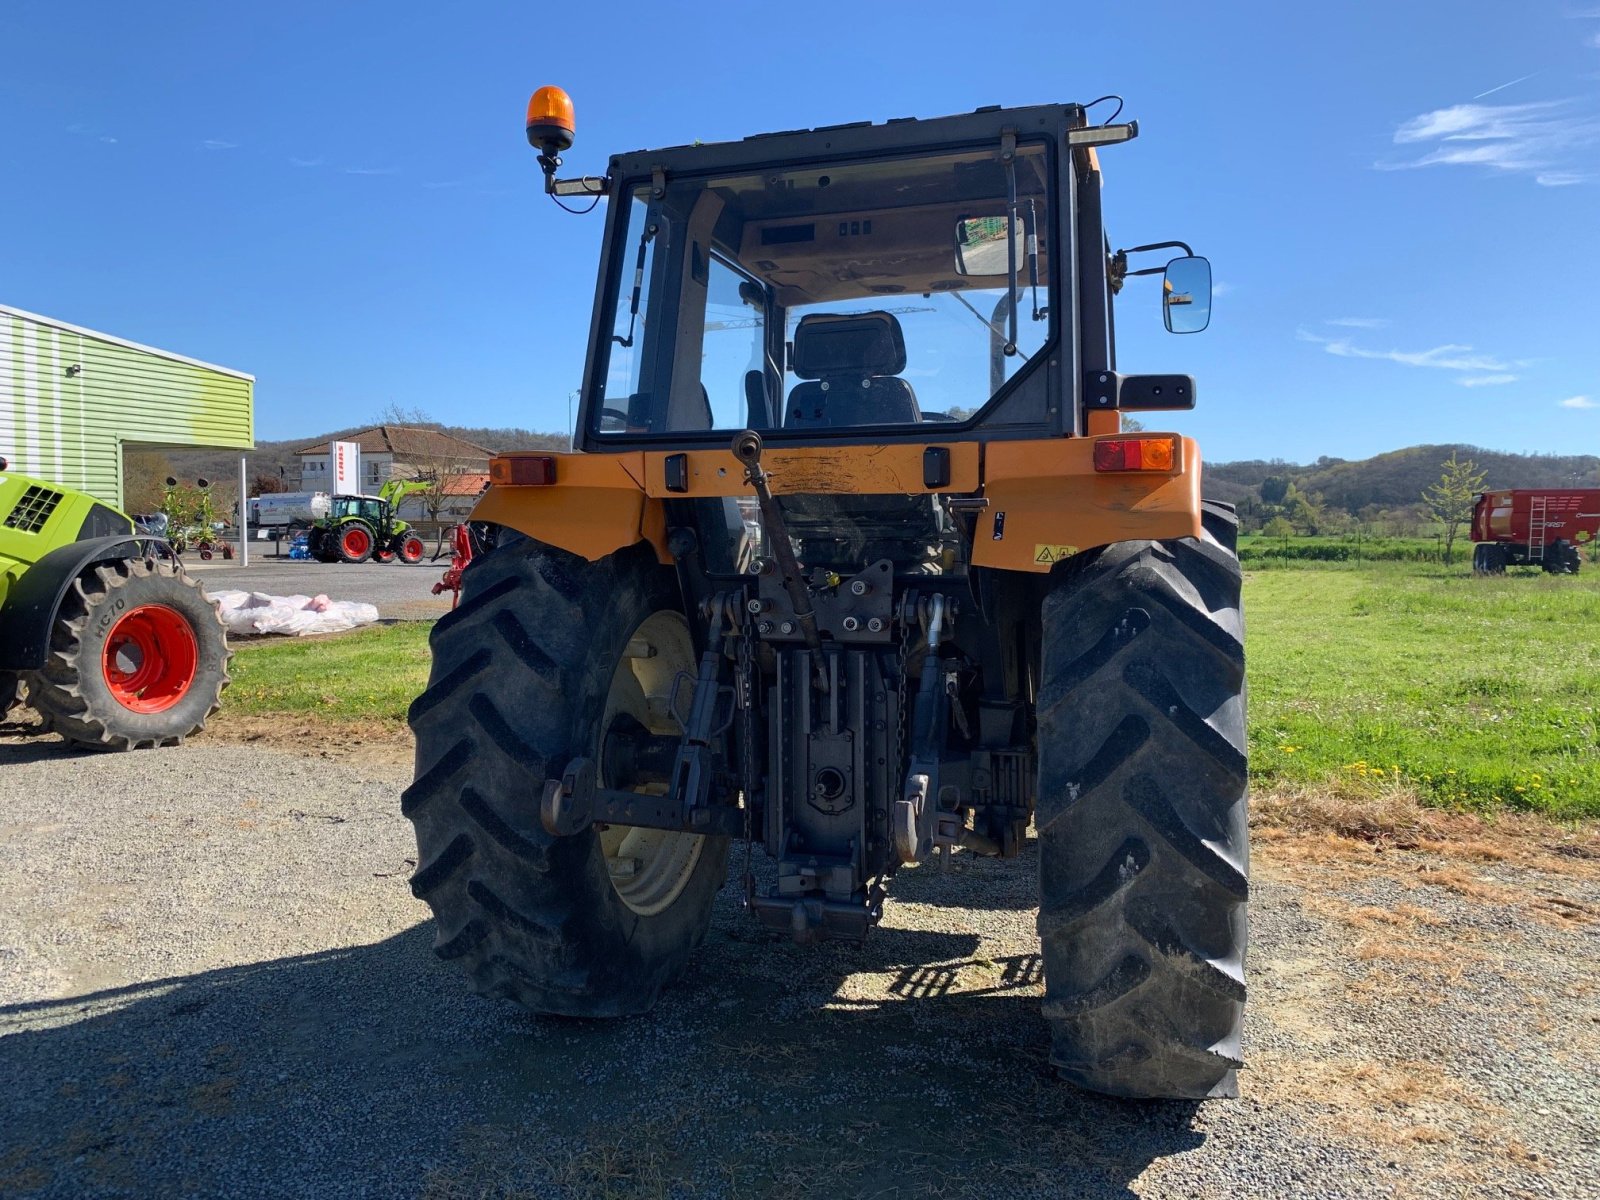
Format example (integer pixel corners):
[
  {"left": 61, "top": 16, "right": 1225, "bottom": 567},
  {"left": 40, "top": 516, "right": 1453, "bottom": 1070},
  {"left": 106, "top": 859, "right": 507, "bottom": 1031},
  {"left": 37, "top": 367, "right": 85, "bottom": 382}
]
[
  {"left": 102, "top": 604, "right": 199, "bottom": 713},
  {"left": 402, "top": 536, "right": 424, "bottom": 562},
  {"left": 342, "top": 526, "right": 371, "bottom": 558}
]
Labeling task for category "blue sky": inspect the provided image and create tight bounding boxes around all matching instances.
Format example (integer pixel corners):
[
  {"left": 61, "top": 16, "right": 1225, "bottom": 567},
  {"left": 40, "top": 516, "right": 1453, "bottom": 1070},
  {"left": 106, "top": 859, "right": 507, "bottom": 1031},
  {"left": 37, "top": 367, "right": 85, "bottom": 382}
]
[{"left": 2, "top": 0, "right": 1597, "bottom": 462}]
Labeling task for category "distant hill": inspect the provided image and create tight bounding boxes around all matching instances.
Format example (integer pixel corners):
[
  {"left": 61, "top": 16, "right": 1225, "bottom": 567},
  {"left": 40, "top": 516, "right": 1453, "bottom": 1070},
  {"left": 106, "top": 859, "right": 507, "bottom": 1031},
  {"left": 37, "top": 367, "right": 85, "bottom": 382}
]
[{"left": 1206, "top": 444, "right": 1600, "bottom": 514}]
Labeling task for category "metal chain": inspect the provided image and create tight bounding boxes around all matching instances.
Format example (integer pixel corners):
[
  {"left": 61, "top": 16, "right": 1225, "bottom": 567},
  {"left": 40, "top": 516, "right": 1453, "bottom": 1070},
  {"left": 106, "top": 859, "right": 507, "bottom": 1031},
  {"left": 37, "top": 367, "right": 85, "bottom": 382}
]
[{"left": 892, "top": 598, "right": 913, "bottom": 789}]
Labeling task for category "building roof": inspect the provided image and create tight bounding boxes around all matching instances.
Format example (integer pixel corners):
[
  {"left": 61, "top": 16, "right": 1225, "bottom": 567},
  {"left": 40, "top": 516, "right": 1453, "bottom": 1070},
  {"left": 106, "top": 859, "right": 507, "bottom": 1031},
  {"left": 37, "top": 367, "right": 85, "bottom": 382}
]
[
  {"left": 439, "top": 473, "right": 492, "bottom": 497},
  {"left": 294, "top": 425, "right": 495, "bottom": 459},
  {"left": 0, "top": 303, "right": 255, "bottom": 380}
]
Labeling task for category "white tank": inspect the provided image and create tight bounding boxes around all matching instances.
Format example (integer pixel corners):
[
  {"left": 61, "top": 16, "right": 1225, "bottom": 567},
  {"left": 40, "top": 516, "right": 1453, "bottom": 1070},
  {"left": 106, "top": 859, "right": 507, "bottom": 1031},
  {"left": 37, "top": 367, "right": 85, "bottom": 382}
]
[{"left": 249, "top": 491, "right": 332, "bottom": 527}]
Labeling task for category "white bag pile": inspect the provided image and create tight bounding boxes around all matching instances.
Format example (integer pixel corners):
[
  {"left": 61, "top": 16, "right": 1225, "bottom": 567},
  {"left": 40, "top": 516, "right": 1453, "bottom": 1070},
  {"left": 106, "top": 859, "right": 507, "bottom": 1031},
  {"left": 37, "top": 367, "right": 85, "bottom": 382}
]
[{"left": 209, "top": 589, "right": 381, "bottom": 637}]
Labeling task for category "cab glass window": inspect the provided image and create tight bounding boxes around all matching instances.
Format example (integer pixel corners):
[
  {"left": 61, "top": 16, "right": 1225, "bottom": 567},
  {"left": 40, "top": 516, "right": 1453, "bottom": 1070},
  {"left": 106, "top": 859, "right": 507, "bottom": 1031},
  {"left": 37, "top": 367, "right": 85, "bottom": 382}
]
[{"left": 591, "top": 143, "right": 1052, "bottom": 437}]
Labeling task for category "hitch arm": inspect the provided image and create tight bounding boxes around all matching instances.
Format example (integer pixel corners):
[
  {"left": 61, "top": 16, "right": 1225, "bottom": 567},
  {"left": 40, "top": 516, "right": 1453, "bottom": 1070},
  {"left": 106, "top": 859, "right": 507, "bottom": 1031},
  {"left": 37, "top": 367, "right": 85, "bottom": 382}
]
[{"left": 730, "top": 431, "right": 825, "bottom": 659}]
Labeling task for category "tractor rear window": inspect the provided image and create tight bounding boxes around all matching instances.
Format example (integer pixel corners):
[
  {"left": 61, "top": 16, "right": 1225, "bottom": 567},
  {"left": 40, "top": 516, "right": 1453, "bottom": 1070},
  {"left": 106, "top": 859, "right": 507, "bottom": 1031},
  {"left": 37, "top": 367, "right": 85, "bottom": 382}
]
[{"left": 593, "top": 143, "right": 1053, "bottom": 439}]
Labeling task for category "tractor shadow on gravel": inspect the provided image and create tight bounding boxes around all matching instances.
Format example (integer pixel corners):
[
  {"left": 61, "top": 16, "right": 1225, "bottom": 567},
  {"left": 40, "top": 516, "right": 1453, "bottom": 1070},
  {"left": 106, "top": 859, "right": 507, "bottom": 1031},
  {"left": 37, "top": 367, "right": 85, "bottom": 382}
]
[
  {"left": 0, "top": 900, "right": 1207, "bottom": 1199},
  {"left": 0, "top": 726, "right": 109, "bottom": 764}
]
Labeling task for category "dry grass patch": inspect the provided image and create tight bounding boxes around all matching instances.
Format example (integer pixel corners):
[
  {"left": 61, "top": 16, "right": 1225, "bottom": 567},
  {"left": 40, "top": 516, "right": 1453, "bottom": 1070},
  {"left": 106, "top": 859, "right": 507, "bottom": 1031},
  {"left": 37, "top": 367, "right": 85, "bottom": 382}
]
[{"left": 1254, "top": 782, "right": 1600, "bottom": 876}]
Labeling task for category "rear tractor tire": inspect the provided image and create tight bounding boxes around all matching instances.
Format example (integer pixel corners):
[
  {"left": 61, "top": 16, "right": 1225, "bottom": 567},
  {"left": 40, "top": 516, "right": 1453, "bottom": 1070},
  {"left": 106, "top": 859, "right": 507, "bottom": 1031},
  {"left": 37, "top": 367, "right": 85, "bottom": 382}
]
[
  {"left": 23, "top": 558, "right": 231, "bottom": 750},
  {"left": 1036, "top": 500, "right": 1249, "bottom": 1099},
  {"left": 404, "top": 536, "right": 728, "bottom": 1016},
  {"left": 337, "top": 521, "right": 376, "bottom": 564}
]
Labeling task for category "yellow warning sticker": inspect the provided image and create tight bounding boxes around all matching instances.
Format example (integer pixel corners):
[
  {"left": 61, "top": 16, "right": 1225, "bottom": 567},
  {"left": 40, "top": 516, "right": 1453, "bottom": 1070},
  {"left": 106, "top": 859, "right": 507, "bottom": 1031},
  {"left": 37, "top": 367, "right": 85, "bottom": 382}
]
[{"left": 1033, "top": 544, "right": 1079, "bottom": 565}]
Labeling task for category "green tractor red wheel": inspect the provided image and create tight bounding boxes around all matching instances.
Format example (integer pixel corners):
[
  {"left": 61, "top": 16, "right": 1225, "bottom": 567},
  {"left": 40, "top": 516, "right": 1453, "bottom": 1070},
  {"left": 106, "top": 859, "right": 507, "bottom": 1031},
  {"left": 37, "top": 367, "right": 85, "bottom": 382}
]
[
  {"left": 398, "top": 533, "right": 426, "bottom": 564},
  {"left": 337, "top": 521, "right": 375, "bottom": 564},
  {"left": 23, "top": 559, "right": 230, "bottom": 750},
  {"left": 102, "top": 604, "right": 200, "bottom": 713}
]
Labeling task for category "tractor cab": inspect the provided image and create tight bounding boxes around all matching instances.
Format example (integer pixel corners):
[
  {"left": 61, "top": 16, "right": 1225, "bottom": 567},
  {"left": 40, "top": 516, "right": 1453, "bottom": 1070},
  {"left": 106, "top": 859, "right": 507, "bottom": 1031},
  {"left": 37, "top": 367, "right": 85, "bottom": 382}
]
[{"left": 331, "top": 494, "right": 386, "bottom": 526}]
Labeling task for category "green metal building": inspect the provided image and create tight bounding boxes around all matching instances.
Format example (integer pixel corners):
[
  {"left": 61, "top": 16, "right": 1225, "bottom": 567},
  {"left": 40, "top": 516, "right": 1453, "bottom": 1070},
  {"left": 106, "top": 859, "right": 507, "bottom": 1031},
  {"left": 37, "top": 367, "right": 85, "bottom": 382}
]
[{"left": 1, "top": 303, "right": 254, "bottom": 510}]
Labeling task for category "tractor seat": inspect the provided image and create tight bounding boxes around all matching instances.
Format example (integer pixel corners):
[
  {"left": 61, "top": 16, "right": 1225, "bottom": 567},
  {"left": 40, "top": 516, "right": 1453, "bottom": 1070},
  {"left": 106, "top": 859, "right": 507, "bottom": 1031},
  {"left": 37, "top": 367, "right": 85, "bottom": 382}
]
[{"left": 785, "top": 312, "right": 920, "bottom": 428}]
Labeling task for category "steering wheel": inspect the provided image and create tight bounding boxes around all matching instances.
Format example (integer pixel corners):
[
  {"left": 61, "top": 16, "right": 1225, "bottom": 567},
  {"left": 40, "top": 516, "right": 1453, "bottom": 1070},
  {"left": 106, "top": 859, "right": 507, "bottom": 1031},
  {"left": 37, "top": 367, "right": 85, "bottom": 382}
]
[{"left": 599, "top": 407, "right": 632, "bottom": 430}]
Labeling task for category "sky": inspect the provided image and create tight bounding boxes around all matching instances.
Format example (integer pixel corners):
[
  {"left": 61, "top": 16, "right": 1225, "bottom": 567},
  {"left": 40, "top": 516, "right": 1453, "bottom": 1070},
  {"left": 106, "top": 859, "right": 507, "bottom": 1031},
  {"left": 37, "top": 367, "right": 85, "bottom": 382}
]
[{"left": 2, "top": 0, "right": 1598, "bottom": 463}]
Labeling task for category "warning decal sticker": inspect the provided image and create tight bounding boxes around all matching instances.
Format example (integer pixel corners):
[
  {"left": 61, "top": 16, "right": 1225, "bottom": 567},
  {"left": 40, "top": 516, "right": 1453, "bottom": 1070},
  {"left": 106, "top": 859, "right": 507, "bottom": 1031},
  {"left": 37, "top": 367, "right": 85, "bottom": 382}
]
[{"left": 1033, "top": 544, "right": 1079, "bottom": 565}]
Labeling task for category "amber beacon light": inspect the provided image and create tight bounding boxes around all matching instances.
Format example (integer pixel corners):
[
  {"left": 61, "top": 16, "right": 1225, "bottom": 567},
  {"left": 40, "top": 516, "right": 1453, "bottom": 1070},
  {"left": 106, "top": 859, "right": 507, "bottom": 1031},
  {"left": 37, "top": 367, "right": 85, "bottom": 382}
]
[{"left": 526, "top": 86, "right": 575, "bottom": 154}]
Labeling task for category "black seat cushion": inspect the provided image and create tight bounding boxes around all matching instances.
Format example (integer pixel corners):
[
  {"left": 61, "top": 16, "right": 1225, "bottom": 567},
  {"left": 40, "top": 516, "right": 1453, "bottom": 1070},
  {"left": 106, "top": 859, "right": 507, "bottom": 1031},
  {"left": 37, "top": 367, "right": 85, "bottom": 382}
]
[{"left": 786, "top": 312, "right": 920, "bottom": 427}]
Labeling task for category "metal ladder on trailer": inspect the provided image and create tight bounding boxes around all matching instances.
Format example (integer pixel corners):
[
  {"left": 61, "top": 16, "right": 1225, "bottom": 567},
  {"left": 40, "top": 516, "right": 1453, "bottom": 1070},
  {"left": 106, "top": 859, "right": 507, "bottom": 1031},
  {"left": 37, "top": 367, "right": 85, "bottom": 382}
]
[{"left": 1529, "top": 494, "right": 1548, "bottom": 562}]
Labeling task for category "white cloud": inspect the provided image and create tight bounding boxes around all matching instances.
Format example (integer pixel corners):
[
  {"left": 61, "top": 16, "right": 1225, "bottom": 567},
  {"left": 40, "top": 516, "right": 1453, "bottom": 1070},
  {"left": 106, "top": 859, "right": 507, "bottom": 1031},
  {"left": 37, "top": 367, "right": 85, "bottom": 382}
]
[
  {"left": 344, "top": 166, "right": 399, "bottom": 176},
  {"left": 98, "top": 136, "right": 117, "bottom": 144},
  {"left": 1459, "top": 374, "right": 1518, "bottom": 387},
  {"left": 1210, "top": 281, "right": 1234, "bottom": 297},
  {"left": 1559, "top": 395, "right": 1596, "bottom": 408},
  {"left": 1297, "top": 328, "right": 1511, "bottom": 373},
  {"left": 290, "top": 156, "right": 324, "bottom": 168},
  {"left": 1590, "top": 30, "right": 1600, "bottom": 48},
  {"left": 1378, "top": 99, "right": 1600, "bottom": 183},
  {"left": 1325, "top": 317, "right": 1388, "bottom": 329},
  {"left": 201, "top": 139, "right": 239, "bottom": 151}
]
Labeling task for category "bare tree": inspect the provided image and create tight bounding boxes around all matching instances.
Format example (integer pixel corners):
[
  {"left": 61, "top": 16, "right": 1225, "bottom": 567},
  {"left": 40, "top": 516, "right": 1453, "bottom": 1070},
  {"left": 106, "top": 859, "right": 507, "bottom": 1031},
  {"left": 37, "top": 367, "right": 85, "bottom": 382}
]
[
  {"left": 1421, "top": 452, "right": 1486, "bottom": 565},
  {"left": 375, "top": 403, "right": 465, "bottom": 547}
]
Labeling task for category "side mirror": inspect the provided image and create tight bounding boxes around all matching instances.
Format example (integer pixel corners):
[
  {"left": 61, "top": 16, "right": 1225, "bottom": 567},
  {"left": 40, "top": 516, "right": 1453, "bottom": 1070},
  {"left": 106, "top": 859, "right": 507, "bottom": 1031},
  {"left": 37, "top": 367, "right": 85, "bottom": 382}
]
[
  {"left": 954, "top": 215, "right": 1024, "bottom": 277},
  {"left": 1162, "top": 255, "right": 1212, "bottom": 334}
]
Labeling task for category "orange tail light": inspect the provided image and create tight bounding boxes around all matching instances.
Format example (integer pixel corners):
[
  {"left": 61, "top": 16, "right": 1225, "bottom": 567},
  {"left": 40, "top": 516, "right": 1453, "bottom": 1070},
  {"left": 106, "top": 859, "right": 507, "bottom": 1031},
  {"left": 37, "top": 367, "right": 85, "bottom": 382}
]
[
  {"left": 491, "top": 454, "right": 558, "bottom": 486},
  {"left": 1092, "top": 436, "right": 1177, "bottom": 472}
]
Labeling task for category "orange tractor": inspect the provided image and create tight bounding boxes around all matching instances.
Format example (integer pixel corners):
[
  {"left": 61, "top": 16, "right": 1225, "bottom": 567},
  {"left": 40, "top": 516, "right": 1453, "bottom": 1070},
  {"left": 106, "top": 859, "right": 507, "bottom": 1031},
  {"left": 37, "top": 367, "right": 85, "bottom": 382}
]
[{"left": 402, "top": 89, "right": 1246, "bottom": 1099}]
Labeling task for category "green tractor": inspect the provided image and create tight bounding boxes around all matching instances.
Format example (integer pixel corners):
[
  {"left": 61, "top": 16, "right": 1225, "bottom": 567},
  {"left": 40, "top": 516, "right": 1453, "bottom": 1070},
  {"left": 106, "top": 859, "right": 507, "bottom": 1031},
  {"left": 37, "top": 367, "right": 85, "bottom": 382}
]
[
  {"left": 306, "top": 477, "right": 432, "bottom": 564},
  {"left": 0, "top": 455, "right": 230, "bottom": 749}
]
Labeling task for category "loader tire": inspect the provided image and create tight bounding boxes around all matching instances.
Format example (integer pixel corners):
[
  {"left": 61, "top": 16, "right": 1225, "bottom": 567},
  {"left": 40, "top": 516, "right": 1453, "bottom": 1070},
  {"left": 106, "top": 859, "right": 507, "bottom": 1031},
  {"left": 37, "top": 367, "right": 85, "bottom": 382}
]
[
  {"left": 1036, "top": 499, "right": 1248, "bottom": 1099},
  {"left": 24, "top": 558, "right": 231, "bottom": 751},
  {"left": 403, "top": 536, "right": 729, "bottom": 1016}
]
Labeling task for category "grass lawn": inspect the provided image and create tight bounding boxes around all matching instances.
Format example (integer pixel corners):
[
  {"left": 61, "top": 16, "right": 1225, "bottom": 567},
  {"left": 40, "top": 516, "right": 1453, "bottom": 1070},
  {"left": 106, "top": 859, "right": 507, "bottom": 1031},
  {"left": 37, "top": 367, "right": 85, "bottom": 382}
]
[
  {"left": 222, "top": 563, "right": 1600, "bottom": 818},
  {"left": 1247, "top": 564, "right": 1600, "bottom": 819},
  {"left": 225, "top": 621, "right": 433, "bottom": 723}
]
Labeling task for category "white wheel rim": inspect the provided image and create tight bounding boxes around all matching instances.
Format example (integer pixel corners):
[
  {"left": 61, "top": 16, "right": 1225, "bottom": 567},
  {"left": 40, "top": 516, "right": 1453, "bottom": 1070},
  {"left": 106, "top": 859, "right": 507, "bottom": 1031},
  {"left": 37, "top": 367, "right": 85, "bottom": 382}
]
[{"left": 597, "top": 610, "right": 705, "bottom": 917}]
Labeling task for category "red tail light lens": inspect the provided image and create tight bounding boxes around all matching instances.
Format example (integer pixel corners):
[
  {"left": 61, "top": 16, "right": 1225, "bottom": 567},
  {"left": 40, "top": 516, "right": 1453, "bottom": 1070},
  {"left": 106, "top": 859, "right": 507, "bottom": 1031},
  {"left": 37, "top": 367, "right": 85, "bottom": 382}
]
[
  {"left": 1093, "top": 437, "right": 1177, "bottom": 472},
  {"left": 491, "top": 455, "right": 558, "bottom": 486}
]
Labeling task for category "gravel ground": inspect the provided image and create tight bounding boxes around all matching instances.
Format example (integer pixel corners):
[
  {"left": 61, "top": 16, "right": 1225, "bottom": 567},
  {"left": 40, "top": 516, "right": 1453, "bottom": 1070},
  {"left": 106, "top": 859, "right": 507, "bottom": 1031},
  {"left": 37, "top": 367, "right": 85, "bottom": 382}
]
[
  {"left": 188, "top": 557, "right": 453, "bottom": 621},
  {"left": 1, "top": 731, "right": 1596, "bottom": 1199}
]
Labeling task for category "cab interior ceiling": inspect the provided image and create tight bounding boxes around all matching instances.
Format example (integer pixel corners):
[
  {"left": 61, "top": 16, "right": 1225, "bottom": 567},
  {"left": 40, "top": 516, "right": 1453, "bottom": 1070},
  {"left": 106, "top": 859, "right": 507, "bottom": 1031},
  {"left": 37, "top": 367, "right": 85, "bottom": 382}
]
[{"left": 691, "top": 152, "right": 1051, "bottom": 307}]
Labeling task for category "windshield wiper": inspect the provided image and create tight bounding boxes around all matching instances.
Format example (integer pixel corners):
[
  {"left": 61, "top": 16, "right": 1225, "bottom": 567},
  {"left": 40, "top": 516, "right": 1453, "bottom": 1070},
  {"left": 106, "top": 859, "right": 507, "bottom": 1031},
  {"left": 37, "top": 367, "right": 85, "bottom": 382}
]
[{"left": 949, "top": 290, "right": 1030, "bottom": 363}]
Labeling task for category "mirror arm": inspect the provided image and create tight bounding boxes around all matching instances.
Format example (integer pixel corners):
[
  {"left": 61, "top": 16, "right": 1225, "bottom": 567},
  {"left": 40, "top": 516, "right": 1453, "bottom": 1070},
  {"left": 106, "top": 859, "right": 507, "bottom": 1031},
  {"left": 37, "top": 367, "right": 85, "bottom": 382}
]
[{"left": 1118, "top": 240, "right": 1194, "bottom": 258}]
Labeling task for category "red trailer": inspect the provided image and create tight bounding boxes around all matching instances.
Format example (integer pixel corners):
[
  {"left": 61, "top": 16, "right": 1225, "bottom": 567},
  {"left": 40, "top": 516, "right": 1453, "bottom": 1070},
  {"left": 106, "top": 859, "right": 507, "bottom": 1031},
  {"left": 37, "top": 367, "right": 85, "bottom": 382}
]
[{"left": 1471, "top": 489, "right": 1600, "bottom": 574}]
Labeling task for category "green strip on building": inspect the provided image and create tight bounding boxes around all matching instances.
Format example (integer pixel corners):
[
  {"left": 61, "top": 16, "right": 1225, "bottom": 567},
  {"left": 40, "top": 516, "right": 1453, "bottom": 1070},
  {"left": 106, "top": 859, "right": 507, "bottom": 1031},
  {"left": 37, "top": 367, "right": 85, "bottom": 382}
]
[{"left": 0, "top": 304, "right": 254, "bottom": 510}]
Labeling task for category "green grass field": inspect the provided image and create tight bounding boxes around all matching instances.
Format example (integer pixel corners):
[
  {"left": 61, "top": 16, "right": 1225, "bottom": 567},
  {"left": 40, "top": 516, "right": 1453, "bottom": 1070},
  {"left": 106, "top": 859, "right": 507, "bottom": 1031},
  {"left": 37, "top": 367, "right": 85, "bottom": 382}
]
[
  {"left": 224, "top": 563, "right": 1600, "bottom": 818},
  {"left": 1248, "top": 564, "right": 1600, "bottom": 819},
  {"left": 225, "top": 622, "right": 433, "bottom": 722}
]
